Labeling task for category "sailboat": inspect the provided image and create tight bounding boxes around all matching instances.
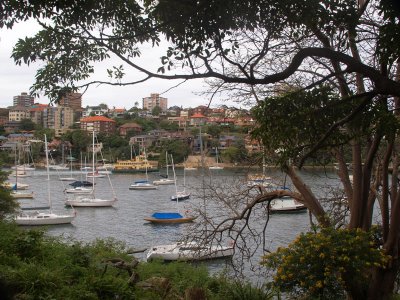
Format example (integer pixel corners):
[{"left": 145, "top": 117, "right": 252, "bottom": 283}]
[
  {"left": 11, "top": 144, "right": 36, "bottom": 171},
  {"left": 129, "top": 148, "right": 157, "bottom": 190},
  {"left": 144, "top": 155, "right": 195, "bottom": 224},
  {"left": 15, "top": 135, "right": 76, "bottom": 225},
  {"left": 65, "top": 131, "right": 117, "bottom": 207},
  {"left": 50, "top": 143, "right": 69, "bottom": 170},
  {"left": 59, "top": 149, "right": 77, "bottom": 181},
  {"left": 247, "top": 154, "right": 273, "bottom": 188},
  {"left": 10, "top": 146, "right": 34, "bottom": 199},
  {"left": 208, "top": 147, "right": 224, "bottom": 170},
  {"left": 153, "top": 151, "right": 175, "bottom": 185},
  {"left": 171, "top": 156, "right": 190, "bottom": 201}
]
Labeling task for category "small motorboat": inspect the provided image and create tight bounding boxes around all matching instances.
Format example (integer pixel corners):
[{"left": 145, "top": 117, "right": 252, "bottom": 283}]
[
  {"left": 144, "top": 212, "right": 196, "bottom": 224},
  {"left": 129, "top": 180, "right": 157, "bottom": 190},
  {"left": 146, "top": 241, "right": 234, "bottom": 261},
  {"left": 270, "top": 197, "right": 307, "bottom": 213},
  {"left": 171, "top": 191, "right": 191, "bottom": 201}
]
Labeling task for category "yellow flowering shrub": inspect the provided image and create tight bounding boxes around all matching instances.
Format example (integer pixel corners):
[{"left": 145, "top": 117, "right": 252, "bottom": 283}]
[{"left": 262, "top": 227, "right": 389, "bottom": 299}]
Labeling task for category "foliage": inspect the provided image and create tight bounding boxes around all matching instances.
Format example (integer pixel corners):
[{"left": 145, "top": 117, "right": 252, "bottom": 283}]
[
  {"left": 262, "top": 227, "right": 389, "bottom": 299},
  {"left": 97, "top": 132, "right": 129, "bottom": 149},
  {"left": 133, "top": 117, "right": 158, "bottom": 133},
  {"left": 251, "top": 86, "right": 391, "bottom": 167},
  {"left": 0, "top": 169, "right": 18, "bottom": 219},
  {"left": 205, "top": 125, "right": 222, "bottom": 138},
  {"left": 18, "top": 118, "right": 35, "bottom": 131},
  {"left": 152, "top": 105, "right": 162, "bottom": 116},
  {"left": 0, "top": 220, "right": 275, "bottom": 299},
  {"left": 158, "top": 140, "right": 191, "bottom": 165},
  {"left": 159, "top": 119, "right": 179, "bottom": 131},
  {"left": 33, "top": 128, "right": 55, "bottom": 141},
  {"left": 62, "top": 130, "right": 91, "bottom": 155},
  {"left": 222, "top": 141, "right": 248, "bottom": 163}
]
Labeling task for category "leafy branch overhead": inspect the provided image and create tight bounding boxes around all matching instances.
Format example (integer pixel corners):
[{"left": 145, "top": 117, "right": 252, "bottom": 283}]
[{"left": 0, "top": 0, "right": 399, "bottom": 103}]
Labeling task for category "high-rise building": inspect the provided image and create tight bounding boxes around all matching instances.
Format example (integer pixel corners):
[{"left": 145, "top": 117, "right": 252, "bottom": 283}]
[
  {"left": 13, "top": 92, "right": 34, "bottom": 107},
  {"left": 58, "top": 92, "right": 82, "bottom": 110},
  {"left": 43, "top": 106, "right": 74, "bottom": 137},
  {"left": 142, "top": 93, "right": 168, "bottom": 111}
]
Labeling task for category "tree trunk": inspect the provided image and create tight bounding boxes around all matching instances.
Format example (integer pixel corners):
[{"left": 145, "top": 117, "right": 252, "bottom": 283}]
[
  {"left": 285, "top": 166, "right": 329, "bottom": 226},
  {"left": 366, "top": 263, "right": 398, "bottom": 300}
]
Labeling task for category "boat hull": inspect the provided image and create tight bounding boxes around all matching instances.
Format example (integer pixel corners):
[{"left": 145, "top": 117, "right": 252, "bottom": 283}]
[
  {"left": 171, "top": 193, "right": 191, "bottom": 201},
  {"left": 15, "top": 212, "right": 75, "bottom": 225},
  {"left": 129, "top": 184, "right": 157, "bottom": 190},
  {"left": 144, "top": 216, "right": 196, "bottom": 224},
  {"left": 64, "top": 187, "right": 93, "bottom": 194},
  {"left": 113, "top": 168, "right": 159, "bottom": 173},
  {"left": 11, "top": 192, "right": 34, "bottom": 199},
  {"left": 270, "top": 198, "right": 307, "bottom": 213},
  {"left": 153, "top": 179, "right": 175, "bottom": 185},
  {"left": 147, "top": 242, "right": 234, "bottom": 261},
  {"left": 65, "top": 198, "right": 116, "bottom": 207}
]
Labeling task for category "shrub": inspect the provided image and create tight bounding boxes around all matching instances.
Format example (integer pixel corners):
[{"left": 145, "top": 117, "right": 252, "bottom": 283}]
[{"left": 262, "top": 226, "right": 390, "bottom": 299}]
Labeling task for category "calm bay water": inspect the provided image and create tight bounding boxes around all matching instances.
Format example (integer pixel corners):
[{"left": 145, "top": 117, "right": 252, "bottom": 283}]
[{"left": 10, "top": 167, "right": 341, "bottom": 280}]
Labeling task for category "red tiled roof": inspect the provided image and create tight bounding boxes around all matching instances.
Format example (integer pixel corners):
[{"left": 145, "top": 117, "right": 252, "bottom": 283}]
[
  {"left": 30, "top": 107, "right": 46, "bottom": 112},
  {"left": 80, "top": 116, "right": 116, "bottom": 123},
  {"left": 190, "top": 113, "right": 207, "bottom": 118}
]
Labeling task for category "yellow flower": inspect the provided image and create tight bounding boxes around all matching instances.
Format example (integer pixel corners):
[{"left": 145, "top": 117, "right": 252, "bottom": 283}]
[
  {"left": 319, "top": 253, "right": 325, "bottom": 259},
  {"left": 315, "top": 281, "right": 323, "bottom": 289}
]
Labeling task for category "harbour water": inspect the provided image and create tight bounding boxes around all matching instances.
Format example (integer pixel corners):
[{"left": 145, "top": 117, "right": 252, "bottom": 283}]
[{"left": 10, "top": 167, "right": 342, "bottom": 280}]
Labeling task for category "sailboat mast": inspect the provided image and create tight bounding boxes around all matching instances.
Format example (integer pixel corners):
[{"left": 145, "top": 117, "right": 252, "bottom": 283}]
[
  {"left": 14, "top": 146, "right": 18, "bottom": 190},
  {"left": 166, "top": 151, "right": 169, "bottom": 178},
  {"left": 171, "top": 154, "right": 178, "bottom": 204},
  {"left": 44, "top": 134, "right": 51, "bottom": 210},
  {"left": 92, "top": 131, "right": 95, "bottom": 187}
]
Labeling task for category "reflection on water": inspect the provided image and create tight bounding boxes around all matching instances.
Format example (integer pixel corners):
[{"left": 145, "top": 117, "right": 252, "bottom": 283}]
[{"left": 10, "top": 167, "right": 340, "bottom": 280}]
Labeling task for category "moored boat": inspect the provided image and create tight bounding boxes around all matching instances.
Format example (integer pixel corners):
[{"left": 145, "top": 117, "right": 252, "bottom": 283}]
[
  {"left": 270, "top": 197, "right": 307, "bottom": 213},
  {"left": 146, "top": 241, "right": 234, "bottom": 261},
  {"left": 144, "top": 212, "right": 196, "bottom": 224},
  {"left": 113, "top": 154, "right": 158, "bottom": 173}
]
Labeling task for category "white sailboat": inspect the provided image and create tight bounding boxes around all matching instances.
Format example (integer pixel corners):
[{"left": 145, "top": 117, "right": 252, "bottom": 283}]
[
  {"left": 208, "top": 147, "right": 224, "bottom": 170},
  {"left": 15, "top": 135, "right": 76, "bottom": 225},
  {"left": 11, "top": 144, "right": 36, "bottom": 171},
  {"left": 10, "top": 146, "right": 34, "bottom": 199},
  {"left": 65, "top": 131, "right": 117, "bottom": 207},
  {"left": 171, "top": 155, "right": 190, "bottom": 201},
  {"left": 50, "top": 144, "right": 69, "bottom": 170},
  {"left": 129, "top": 148, "right": 157, "bottom": 190},
  {"left": 60, "top": 149, "right": 77, "bottom": 181},
  {"left": 153, "top": 151, "right": 175, "bottom": 185}
]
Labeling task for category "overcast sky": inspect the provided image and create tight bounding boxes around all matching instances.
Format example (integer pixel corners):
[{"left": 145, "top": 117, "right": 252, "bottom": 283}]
[{"left": 0, "top": 21, "right": 235, "bottom": 110}]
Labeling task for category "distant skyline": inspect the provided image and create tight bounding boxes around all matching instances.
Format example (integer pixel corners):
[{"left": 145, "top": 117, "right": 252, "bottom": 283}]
[{"left": 0, "top": 21, "right": 241, "bottom": 110}]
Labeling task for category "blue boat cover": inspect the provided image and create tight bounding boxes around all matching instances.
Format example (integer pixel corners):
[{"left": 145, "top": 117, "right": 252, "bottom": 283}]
[
  {"left": 152, "top": 212, "right": 183, "bottom": 219},
  {"left": 134, "top": 180, "right": 149, "bottom": 184}
]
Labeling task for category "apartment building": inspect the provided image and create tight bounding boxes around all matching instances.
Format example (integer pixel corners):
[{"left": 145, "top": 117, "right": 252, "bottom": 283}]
[
  {"left": 59, "top": 92, "right": 82, "bottom": 110},
  {"left": 142, "top": 93, "right": 168, "bottom": 111},
  {"left": 80, "top": 115, "right": 116, "bottom": 134},
  {"left": 43, "top": 106, "right": 74, "bottom": 137},
  {"left": 9, "top": 106, "right": 30, "bottom": 121},
  {"left": 13, "top": 92, "right": 34, "bottom": 107}
]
